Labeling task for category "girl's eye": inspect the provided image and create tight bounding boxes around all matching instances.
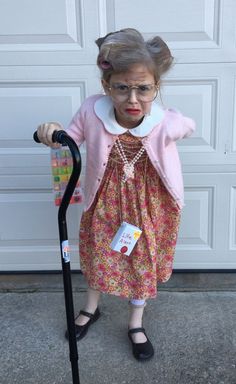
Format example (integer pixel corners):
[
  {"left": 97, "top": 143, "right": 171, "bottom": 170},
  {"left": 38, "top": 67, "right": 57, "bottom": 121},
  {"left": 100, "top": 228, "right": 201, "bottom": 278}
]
[
  {"left": 117, "top": 84, "right": 129, "bottom": 92},
  {"left": 138, "top": 85, "right": 151, "bottom": 92}
]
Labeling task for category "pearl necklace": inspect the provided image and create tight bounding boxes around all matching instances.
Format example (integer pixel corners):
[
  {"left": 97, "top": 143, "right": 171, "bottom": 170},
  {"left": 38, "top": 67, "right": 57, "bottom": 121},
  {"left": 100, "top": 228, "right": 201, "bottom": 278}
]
[{"left": 115, "top": 138, "right": 146, "bottom": 182}]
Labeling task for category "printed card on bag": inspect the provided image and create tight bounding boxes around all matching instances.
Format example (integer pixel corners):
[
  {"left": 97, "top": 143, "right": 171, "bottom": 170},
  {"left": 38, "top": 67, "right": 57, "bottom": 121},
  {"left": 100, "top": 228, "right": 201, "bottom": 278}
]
[
  {"left": 110, "top": 222, "right": 142, "bottom": 256},
  {"left": 51, "top": 148, "right": 83, "bottom": 206}
]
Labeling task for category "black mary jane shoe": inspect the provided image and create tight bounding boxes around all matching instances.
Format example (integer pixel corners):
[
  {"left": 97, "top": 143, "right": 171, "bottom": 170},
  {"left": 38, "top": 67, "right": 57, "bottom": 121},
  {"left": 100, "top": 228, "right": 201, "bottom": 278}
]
[
  {"left": 128, "top": 327, "right": 154, "bottom": 361},
  {"left": 65, "top": 307, "right": 101, "bottom": 341}
]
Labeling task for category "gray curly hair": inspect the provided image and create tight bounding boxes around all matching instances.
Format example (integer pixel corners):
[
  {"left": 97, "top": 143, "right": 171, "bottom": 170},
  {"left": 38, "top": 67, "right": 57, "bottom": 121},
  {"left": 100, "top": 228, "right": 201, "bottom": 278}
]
[{"left": 95, "top": 28, "right": 173, "bottom": 83}]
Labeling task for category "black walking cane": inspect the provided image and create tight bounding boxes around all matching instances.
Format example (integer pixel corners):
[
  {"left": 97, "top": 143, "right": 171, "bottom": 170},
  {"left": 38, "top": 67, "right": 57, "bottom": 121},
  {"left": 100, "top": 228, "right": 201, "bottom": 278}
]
[{"left": 33, "top": 130, "right": 81, "bottom": 384}]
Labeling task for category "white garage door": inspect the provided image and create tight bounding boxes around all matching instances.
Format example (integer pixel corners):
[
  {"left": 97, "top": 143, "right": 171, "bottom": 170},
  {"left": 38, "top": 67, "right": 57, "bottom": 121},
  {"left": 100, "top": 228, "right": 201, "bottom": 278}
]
[{"left": 0, "top": 0, "right": 235, "bottom": 271}]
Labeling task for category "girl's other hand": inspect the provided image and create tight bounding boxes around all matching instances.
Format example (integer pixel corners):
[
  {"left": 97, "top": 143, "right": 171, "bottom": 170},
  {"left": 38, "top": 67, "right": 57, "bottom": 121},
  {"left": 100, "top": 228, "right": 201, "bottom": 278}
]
[{"left": 37, "top": 122, "right": 64, "bottom": 148}]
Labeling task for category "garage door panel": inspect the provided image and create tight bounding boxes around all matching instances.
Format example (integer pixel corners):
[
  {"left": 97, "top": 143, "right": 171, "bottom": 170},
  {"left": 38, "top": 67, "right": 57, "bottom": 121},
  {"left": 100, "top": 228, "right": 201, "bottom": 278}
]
[
  {"left": 229, "top": 187, "right": 236, "bottom": 251},
  {"left": 105, "top": 0, "right": 236, "bottom": 61},
  {"left": 175, "top": 174, "right": 236, "bottom": 268},
  {"left": 162, "top": 80, "right": 217, "bottom": 153},
  {"left": 0, "top": 192, "right": 82, "bottom": 241},
  {"left": 0, "top": 192, "right": 82, "bottom": 271},
  {"left": 0, "top": 84, "right": 84, "bottom": 149},
  {"left": 165, "top": 64, "right": 236, "bottom": 168},
  {"left": 106, "top": 0, "right": 220, "bottom": 47},
  {"left": 178, "top": 187, "right": 214, "bottom": 250},
  {"left": 0, "top": 0, "right": 81, "bottom": 46},
  {"left": 233, "top": 81, "right": 236, "bottom": 153}
]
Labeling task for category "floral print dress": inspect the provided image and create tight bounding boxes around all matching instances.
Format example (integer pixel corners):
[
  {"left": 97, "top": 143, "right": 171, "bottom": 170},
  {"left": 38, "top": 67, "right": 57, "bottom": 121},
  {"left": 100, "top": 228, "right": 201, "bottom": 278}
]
[{"left": 79, "top": 132, "right": 181, "bottom": 299}]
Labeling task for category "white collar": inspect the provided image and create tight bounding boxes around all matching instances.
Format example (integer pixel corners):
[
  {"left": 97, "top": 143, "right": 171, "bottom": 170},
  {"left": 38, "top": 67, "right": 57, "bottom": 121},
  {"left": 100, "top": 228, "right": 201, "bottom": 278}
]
[{"left": 94, "top": 95, "right": 164, "bottom": 137}]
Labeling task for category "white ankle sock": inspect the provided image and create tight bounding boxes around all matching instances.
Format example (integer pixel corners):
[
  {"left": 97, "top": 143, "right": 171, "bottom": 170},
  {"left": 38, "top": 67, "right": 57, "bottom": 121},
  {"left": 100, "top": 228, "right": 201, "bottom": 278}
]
[{"left": 130, "top": 299, "right": 146, "bottom": 307}]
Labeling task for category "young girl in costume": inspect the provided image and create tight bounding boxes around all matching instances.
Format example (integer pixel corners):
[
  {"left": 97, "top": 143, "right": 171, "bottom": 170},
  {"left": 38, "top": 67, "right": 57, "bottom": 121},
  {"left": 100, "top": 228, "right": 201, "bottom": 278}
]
[{"left": 37, "top": 28, "right": 195, "bottom": 361}]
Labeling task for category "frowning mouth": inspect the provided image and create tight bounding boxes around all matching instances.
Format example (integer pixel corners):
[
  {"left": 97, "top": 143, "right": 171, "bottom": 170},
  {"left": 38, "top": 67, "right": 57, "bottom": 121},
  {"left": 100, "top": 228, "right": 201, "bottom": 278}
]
[{"left": 125, "top": 109, "right": 141, "bottom": 115}]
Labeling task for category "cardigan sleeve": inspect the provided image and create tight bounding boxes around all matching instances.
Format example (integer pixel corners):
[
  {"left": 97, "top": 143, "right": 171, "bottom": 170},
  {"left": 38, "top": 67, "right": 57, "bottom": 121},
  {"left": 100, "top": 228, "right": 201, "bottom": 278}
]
[
  {"left": 66, "top": 94, "right": 102, "bottom": 146},
  {"left": 164, "top": 109, "right": 196, "bottom": 144},
  {"left": 66, "top": 107, "right": 85, "bottom": 147}
]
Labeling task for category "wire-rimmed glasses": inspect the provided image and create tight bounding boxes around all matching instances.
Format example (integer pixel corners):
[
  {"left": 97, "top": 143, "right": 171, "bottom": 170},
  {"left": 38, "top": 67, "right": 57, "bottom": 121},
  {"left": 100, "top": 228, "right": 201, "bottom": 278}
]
[{"left": 107, "top": 83, "right": 158, "bottom": 102}]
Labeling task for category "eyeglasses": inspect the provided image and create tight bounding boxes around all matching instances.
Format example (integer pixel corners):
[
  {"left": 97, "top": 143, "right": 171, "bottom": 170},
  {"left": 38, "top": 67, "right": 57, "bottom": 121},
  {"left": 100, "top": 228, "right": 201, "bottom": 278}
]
[{"left": 107, "top": 83, "right": 158, "bottom": 102}]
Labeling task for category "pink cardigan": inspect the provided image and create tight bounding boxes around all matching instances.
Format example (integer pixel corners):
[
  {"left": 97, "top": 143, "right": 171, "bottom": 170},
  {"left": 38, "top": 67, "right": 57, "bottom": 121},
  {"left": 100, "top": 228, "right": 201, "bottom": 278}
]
[{"left": 67, "top": 94, "right": 195, "bottom": 210}]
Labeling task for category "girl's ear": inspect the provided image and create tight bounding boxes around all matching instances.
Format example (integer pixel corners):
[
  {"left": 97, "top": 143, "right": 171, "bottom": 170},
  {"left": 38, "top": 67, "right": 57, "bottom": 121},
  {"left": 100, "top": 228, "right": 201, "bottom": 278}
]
[
  {"left": 102, "top": 79, "right": 110, "bottom": 95},
  {"left": 156, "top": 80, "right": 160, "bottom": 89}
]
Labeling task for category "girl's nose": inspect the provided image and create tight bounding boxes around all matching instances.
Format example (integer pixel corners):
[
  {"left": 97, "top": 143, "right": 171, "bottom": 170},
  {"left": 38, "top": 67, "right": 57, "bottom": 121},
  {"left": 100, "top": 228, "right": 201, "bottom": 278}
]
[{"left": 128, "top": 88, "right": 138, "bottom": 103}]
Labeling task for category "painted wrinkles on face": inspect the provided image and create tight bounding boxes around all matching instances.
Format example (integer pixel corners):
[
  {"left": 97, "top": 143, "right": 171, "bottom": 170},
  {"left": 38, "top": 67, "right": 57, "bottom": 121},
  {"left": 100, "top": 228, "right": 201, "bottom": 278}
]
[{"left": 104, "top": 64, "right": 156, "bottom": 129}]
